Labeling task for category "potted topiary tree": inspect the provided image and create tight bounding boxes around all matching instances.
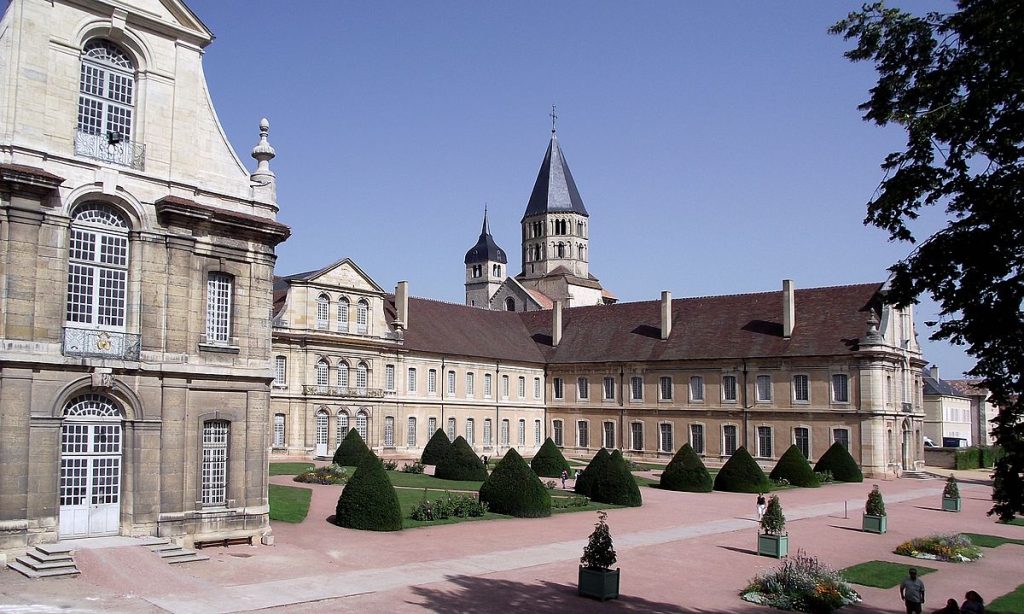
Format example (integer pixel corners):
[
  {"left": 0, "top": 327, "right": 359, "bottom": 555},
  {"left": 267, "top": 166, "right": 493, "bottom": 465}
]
[
  {"left": 757, "top": 495, "right": 788, "bottom": 558},
  {"left": 578, "top": 511, "right": 619, "bottom": 601},
  {"left": 862, "top": 484, "right": 887, "bottom": 534},
  {"left": 942, "top": 474, "right": 961, "bottom": 512}
]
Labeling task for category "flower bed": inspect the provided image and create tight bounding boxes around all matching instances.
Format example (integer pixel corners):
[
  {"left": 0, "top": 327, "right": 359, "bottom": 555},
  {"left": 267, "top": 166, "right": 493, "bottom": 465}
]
[
  {"left": 293, "top": 464, "right": 347, "bottom": 485},
  {"left": 742, "top": 550, "right": 860, "bottom": 613},
  {"left": 894, "top": 533, "right": 982, "bottom": 563},
  {"left": 409, "top": 490, "right": 487, "bottom": 521}
]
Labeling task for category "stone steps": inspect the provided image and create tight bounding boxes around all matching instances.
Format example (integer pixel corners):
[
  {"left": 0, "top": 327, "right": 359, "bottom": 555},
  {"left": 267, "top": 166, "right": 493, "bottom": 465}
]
[
  {"left": 149, "top": 542, "right": 209, "bottom": 564},
  {"left": 902, "top": 470, "right": 932, "bottom": 480},
  {"left": 8, "top": 544, "right": 79, "bottom": 579}
]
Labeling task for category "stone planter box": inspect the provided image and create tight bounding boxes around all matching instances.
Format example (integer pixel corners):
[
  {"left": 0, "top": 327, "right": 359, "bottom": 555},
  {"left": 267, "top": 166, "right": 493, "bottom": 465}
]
[
  {"left": 942, "top": 496, "right": 962, "bottom": 512},
  {"left": 862, "top": 513, "right": 887, "bottom": 534},
  {"left": 578, "top": 566, "right": 620, "bottom": 601},
  {"left": 757, "top": 533, "right": 789, "bottom": 558}
]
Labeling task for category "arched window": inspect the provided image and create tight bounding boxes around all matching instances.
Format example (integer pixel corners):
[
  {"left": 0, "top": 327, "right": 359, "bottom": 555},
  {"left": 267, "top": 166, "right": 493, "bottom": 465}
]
[
  {"left": 356, "top": 362, "right": 368, "bottom": 390},
  {"left": 504, "top": 297, "right": 516, "bottom": 311},
  {"left": 64, "top": 393, "right": 123, "bottom": 419},
  {"left": 356, "top": 410, "right": 368, "bottom": 441},
  {"left": 66, "top": 203, "right": 130, "bottom": 330},
  {"left": 556, "top": 243, "right": 565, "bottom": 258},
  {"left": 337, "top": 409, "right": 349, "bottom": 443},
  {"left": 316, "top": 295, "right": 330, "bottom": 330},
  {"left": 337, "top": 297, "right": 349, "bottom": 332},
  {"left": 77, "top": 40, "right": 138, "bottom": 168},
  {"left": 356, "top": 300, "right": 369, "bottom": 334},
  {"left": 337, "top": 361, "right": 349, "bottom": 388},
  {"left": 315, "top": 359, "right": 329, "bottom": 388}
]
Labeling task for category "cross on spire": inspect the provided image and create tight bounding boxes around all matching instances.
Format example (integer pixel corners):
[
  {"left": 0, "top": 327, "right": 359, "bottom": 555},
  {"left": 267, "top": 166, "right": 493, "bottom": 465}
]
[{"left": 549, "top": 105, "right": 557, "bottom": 134}]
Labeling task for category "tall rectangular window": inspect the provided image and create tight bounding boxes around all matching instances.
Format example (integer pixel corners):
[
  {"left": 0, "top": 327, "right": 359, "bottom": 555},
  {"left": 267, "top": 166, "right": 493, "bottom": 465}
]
[
  {"left": 484, "top": 419, "right": 493, "bottom": 446},
  {"left": 535, "top": 420, "right": 541, "bottom": 445},
  {"left": 484, "top": 373, "right": 493, "bottom": 398},
  {"left": 630, "top": 422, "right": 643, "bottom": 450},
  {"left": 466, "top": 418, "right": 475, "bottom": 444},
  {"left": 316, "top": 296, "right": 329, "bottom": 330},
  {"left": 793, "top": 375, "right": 809, "bottom": 402},
  {"left": 337, "top": 412, "right": 349, "bottom": 443},
  {"left": 447, "top": 417, "right": 456, "bottom": 441},
  {"left": 500, "top": 419, "right": 509, "bottom": 446},
  {"left": 337, "top": 299, "right": 349, "bottom": 331},
  {"left": 518, "top": 376, "right": 526, "bottom": 398},
  {"left": 757, "top": 426, "right": 773, "bottom": 458},
  {"left": 385, "top": 364, "right": 395, "bottom": 391},
  {"left": 384, "top": 416, "right": 395, "bottom": 447},
  {"left": 428, "top": 417, "right": 436, "bottom": 436},
  {"left": 756, "top": 375, "right": 772, "bottom": 402},
  {"left": 690, "top": 424, "right": 705, "bottom": 454},
  {"left": 407, "top": 367, "right": 417, "bottom": 393},
  {"left": 577, "top": 421, "right": 589, "bottom": 448},
  {"left": 689, "top": 376, "right": 704, "bottom": 402},
  {"left": 66, "top": 208, "right": 129, "bottom": 329},
  {"left": 201, "top": 420, "right": 229, "bottom": 507},
  {"left": 578, "top": 377, "right": 589, "bottom": 400},
  {"left": 603, "top": 377, "right": 616, "bottom": 400},
  {"left": 534, "top": 377, "right": 541, "bottom": 399},
  {"left": 355, "top": 364, "right": 367, "bottom": 389},
  {"left": 832, "top": 374, "right": 850, "bottom": 403},
  {"left": 518, "top": 419, "right": 525, "bottom": 445},
  {"left": 603, "top": 421, "right": 615, "bottom": 449},
  {"left": 447, "top": 371, "right": 456, "bottom": 395},
  {"left": 630, "top": 376, "right": 643, "bottom": 401},
  {"left": 356, "top": 301, "right": 368, "bottom": 334},
  {"left": 273, "top": 414, "right": 285, "bottom": 447},
  {"left": 502, "top": 375, "right": 509, "bottom": 399},
  {"left": 723, "top": 425, "right": 738, "bottom": 455},
  {"left": 833, "top": 428, "right": 850, "bottom": 449},
  {"left": 466, "top": 373, "right": 475, "bottom": 397},
  {"left": 659, "top": 376, "right": 673, "bottom": 401},
  {"left": 795, "top": 427, "right": 809, "bottom": 458},
  {"left": 722, "top": 375, "right": 737, "bottom": 402},
  {"left": 206, "top": 273, "right": 232, "bottom": 344},
  {"left": 553, "top": 420, "right": 563, "bottom": 447},
  {"left": 337, "top": 363, "right": 349, "bottom": 388},
  {"left": 274, "top": 356, "right": 286, "bottom": 387},
  {"left": 407, "top": 417, "right": 417, "bottom": 447},
  {"left": 553, "top": 378, "right": 564, "bottom": 400},
  {"left": 659, "top": 423, "right": 673, "bottom": 452},
  {"left": 427, "top": 369, "right": 437, "bottom": 394}
]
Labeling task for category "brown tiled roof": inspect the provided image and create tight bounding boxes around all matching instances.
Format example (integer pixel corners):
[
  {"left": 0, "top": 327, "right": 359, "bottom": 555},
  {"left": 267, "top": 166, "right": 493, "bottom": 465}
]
[
  {"left": 520, "top": 282, "right": 883, "bottom": 363},
  {"left": 399, "top": 297, "right": 547, "bottom": 363},
  {"left": 526, "top": 289, "right": 554, "bottom": 309},
  {"left": 948, "top": 379, "right": 987, "bottom": 396}
]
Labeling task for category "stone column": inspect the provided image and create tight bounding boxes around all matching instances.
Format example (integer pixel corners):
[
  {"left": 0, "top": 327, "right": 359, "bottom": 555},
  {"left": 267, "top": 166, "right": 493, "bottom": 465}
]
[
  {"left": 0, "top": 369, "right": 32, "bottom": 549},
  {"left": 164, "top": 236, "right": 195, "bottom": 355}
]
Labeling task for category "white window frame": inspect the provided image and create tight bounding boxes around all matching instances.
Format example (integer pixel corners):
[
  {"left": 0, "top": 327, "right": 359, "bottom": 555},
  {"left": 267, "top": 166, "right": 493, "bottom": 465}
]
[
  {"left": 273, "top": 414, "right": 285, "bottom": 448},
  {"left": 466, "top": 418, "right": 475, "bottom": 444},
  {"left": 77, "top": 40, "right": 136, "bottom": 145},
  {"left": 356, "top": 299, "right": 369, "bottom": 334},
  {"left": 502, "top": 375, "right": 509, "bottom": 399},
  {"left": 500, "top": 419, "right": 510, "bottom": 446},
  {"left": 792, "top": 374, "right": 810, "bottom": 403},
  {"left": 755, "top": 375, "right": 772, "bottom": 402},
  {"left": 315, "top": 360, "right": 329, "bottom": 388},
  {"left": 407, "top": 417, "right": 417, "bottom": 447},
  {"left": 794, "top": 426, "right": 810, "bottom": 459},
  {"left": 337, "top": 410, "right": 349, "bottom": 444},
  {"left": 518, "top": 376, "right": 526, "bottom": 399},
  {"left": 337, "top": 362, "right": 349, "bottom": 388},
  {"left": 576, "top": 420, "right": 589, "bottom": 448},
  {"left": 659, "top": 376, "right": 673, "bottom": 401},
  {"left": 832, "top": 373, "right": 850, "bottom": 403},
  {"left": 274, "top": 356, "right": 287, "bottom": 387},
  {"left": 577, "top": 377, "right": 589, "bottom": 400},
  {"left": 630, "top": 421, "right": 644, "bottom": 451},
  {"left": 722, "top": 374, "right": 738, "bottom": 403},
  {"left": 315, "top": 294, "right": 329, "bottom": 330},
  {"left": 722, "top": 424, "right": 738, "bottom": 456},
  {"left": 201, "top": 420, "right": 229, "bottom": 507},
  {"left": 603, "top": 421, "right": 616, "bottom": 449},
  {"left": 65, "top": 204, "right": 130, "bottom": 330},
  {"left": 484, "top": 373, "right": 492, "bottom": 398},
  {"left": 603, "top": 377, "right": 616, "bottom": 401},
  {"left": 534, "top": 420, "right": 542, "bottom": 445},
  {"left": 552, "top": 419, "right": 564, "bottom": 447},
  {"left": 630, "top": 376, "right": 643, "bottom": 402},
  {"left": 757, "top": 425, "right": 773, "bottom": 458},
  {"left": 518, "top": 419, "right": 525, "bottom": 445},
  {"left": 356, "top": 363, "right": 368, "bottom": 390},
  {"left": 690, "top": 423, "right": 705, "bottom": 455},
  {"left": 833, "top": 427, "right": 851, "bottom": 449},
  {"left": 337, "top": 297, "right": 349, "bottom": 331},
  {"left": 407, "top": 367, "right": 417, "bottom": 393},
  {"left": 484, "top": 418, "right": 493, "bottom": 446},
  {"left": 384, "top": 416, "right": 394, "bottom": 447},
  {"left": 447, "top": 370, "right": 456, "bottom": 396},
  {"left": 427, "top": 369, "right": 437, "bottom": 395},
  {"left": 427, "top": 416, "right": 436, "bottom": 436},
  {"left": 356, "top": 410, "right": 368, "bottom": 441},
  {"left": 384, "top": 364, "right": 395, "bottom": 391},
  {"left": 689, "top": 376, "right": 704, "bottom": 402},
  {"left": 466, "top": 372, "right": 475, "bottom": 398},
  {"left": 206, "top": 272, "right": 232, "bottom": 344},
  {"left": 447, "top": 417, "right": 456, "bottom": 441},
  {"left": 553, "top": 377, "right": 564, "bottom": 400},
  {"left": 534, "top": 377, "right": 541, "bottom": 399},
  {"left": 659, "top": 422, "right": 673, "bottom": 453}
]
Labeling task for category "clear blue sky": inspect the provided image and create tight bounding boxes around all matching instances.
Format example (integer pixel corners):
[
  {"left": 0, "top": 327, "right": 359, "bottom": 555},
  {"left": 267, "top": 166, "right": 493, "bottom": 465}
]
[{"left": 188, "top": 0, "right": 972, "bottom": 377}]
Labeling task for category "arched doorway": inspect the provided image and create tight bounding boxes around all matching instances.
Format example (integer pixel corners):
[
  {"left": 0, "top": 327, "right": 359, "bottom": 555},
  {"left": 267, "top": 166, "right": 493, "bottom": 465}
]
[
  {"left": 315, "top": 408, "right": 329, "bottom": 457},
  {"left": 901, "top": 419, "right": 913, "bottom": 470},
  {"left": 59, "top": 394, "right": 124, "bottom": 538}
]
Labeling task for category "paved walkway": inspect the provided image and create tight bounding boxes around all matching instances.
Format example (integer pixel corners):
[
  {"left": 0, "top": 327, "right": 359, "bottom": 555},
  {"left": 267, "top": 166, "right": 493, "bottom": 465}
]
[{"left": 2, "top": 469, "right": 1021, "bottom": 614}]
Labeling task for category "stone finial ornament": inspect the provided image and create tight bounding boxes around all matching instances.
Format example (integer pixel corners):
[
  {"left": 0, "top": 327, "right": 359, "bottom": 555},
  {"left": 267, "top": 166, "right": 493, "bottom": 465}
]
[
  {"left": 865, "top": 309, "right": 882, "bottom": 342},
  {"left": 251, "top": 117, "right": 276, "bottom": 182}
]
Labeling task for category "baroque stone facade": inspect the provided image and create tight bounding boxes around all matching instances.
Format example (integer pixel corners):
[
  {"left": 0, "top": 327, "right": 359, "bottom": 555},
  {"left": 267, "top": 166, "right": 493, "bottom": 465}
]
[{"left": 0, "top": 0, "right": 288, "bottom": 559}]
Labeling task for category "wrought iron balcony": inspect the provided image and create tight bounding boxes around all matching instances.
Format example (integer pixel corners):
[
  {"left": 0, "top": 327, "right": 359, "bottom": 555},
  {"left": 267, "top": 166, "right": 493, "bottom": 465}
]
[
  {"left": 62, "top": 327, "right": 141, "bottom": 361},
  {"left": 301, "top": 385, "right": 385, "bottom": 399},
  {"left": 74, "top": 129, "right": 145, "bottom": 170}
]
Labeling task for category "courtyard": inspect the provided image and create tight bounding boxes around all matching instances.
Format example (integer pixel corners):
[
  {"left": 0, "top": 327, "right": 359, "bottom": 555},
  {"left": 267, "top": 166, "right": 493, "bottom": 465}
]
[{"left": 1, "top": 468, "right": 1021, "bottom": 613}]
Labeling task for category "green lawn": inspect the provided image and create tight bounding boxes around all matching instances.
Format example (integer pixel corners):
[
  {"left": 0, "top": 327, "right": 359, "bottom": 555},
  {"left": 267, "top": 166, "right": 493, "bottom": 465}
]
[
  {"left": 840, "top": 561, "right": 937, "bottom": 588},
  {"left": 1001, "top": 517, "right": 1024, "bottom": 527},
  {"left": 989, "top": 583, "right": 1024, "bottom": 614},
  {"left": 269, "top": 484, "right": 312, "bottom": 523},
  {"left": 269, "top": 462, "right": 314, "bottom": 476},
  {"left": 962, "top": 533, "right": 1024, "bottom": 548}
]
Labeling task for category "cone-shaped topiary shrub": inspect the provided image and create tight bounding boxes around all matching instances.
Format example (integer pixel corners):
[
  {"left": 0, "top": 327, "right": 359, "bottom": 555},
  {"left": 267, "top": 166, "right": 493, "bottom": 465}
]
[
  {"left": 660, "top": 443, "right": 713, "bottom": 492},
  {"left": 434, "top": 436, "right": 488, "bottom": 481},
  {"left": 530, "top": 437, "right": 571, "bottom": 477},
  {"left": 813, "top": 442, "right": 864, "bottom": 483},
  {"left": 420, "top": 428, "right": 451, "bottom": 465},
  {"left": 333, "top": 428, "right": 372, "bottom": 467},
  {"left": 334, "top": 453, "right": 402, "bottom": 531},
  {"left": 575, "top": 448, "right": 611, "bottom": 497},
  {"left": 479, "top": 448, "right": 551, "bottom": 517},
  {"left": 587, "top": 449, "right": 642, "bottom": 506},
  {"left": 714, "top": 446, "right": 771, "bottom": 493},
  {"left": 770, "top": 444, "right": 821, "bottom": 488}
]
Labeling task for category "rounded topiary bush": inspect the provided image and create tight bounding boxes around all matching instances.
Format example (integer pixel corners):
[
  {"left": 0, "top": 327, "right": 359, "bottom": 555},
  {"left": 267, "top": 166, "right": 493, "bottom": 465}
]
[
  {"left": 420, "top": 428, "right": 451, "bottom": 465},
  {"left": 660, "top": 443, "right": 713, "bottom": 492},
  {"left": 813, "top": 442, "right": 864, "bottom": 483},
  {"left": 575, "top": 448, "right": 611, "bottom": 497},
  {"left": 434, "top": 436, "right": 488, "bottom": 481},
  {"left": 530, "top": 437, "right": 571, "bottom": 478},
  {"left": 334, "top": 454, "right": 402, "bottom": 531},
  {"left": 333, "top": 428, "right": 372, "bottom": 467},
  {"left": 770, "top": 444, "right": 820, "bottom": 488},
  {"left": 588, "top": 449, "right": 642, "bottom": 507},
  {"left": 713, "top": 446, "right": 771, "bottom": 493},
  {"left": 479, "top": 448, "right": 551, "bottom": 517}
]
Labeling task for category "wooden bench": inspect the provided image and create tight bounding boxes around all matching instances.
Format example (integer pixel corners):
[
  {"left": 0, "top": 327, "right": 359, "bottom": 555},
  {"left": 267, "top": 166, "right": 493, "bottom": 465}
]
[{"left": 194, "top": 535, "right": 253, "bottom": 549}]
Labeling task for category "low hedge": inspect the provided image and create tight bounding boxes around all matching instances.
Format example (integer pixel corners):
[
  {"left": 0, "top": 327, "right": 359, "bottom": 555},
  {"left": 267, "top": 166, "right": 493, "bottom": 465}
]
[
  {"left": 814, "top": 442, "right": 864, "bottom": 482},
  {"left": 421, "top": 428, "right": 451, "bottom": 465},
  {"left": 333, "top": 428, "right": 372, "bottom": 467},
  {"left": 334, "top": 454, "right": 402, "bottom": 531},
  {"left": 479, "top": 448, "right": 551, "bottom": 517},
  {"left": 530, "top": 438, "right": 571, "bottom": 478},
  {"left": 714, "top": 446, "right": 770, "bottom": 493},
  {"left": 575, "top": 448, "right": 611, "bottom": 497},
  {"left": 434, "top": 436, "right": 488, "bottom": 481},
  {"left": 770, "top": 444, "right": 820, "bottom": 488},
  {"left": 954, "top": 446, "right": 1004, "bottom": 469},
  {"left": 660, "top": 443, "right": 713, "bottom": 492},
  {"left": 979, "top": 446, "right": 1004, "bottom": 468}
]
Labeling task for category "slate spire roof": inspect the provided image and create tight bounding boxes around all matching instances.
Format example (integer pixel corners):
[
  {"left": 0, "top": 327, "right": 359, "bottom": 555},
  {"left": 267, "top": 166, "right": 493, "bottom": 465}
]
[
  {"left": 522, "top": 132, "right": 589, "bottom": 220},
  {"left": 464, "top": 209, "right": 507, "bottom": 265}
]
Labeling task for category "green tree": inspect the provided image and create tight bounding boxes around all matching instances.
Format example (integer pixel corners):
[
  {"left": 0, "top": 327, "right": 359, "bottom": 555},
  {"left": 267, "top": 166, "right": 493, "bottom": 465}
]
[
  {"left": 713, "top": 446, "right": 770, "bottom": 493},
  {"left": 769, "top": 444, "right": 820, "bottom": 488},
  {"left": 434, "top": 436, "right": 488, "bottom": 481},
  {"left": 332, "top": 428, "right": 372, "bottom": 467},
  {"left": 813, "top": 442, "right": 864, "bottom": 483},
  {"left": 420, "top": 428, "right": 451, "bottom": 466},
  {"left": 334, "top": 454, "right": 402, "bottom": 531},
  {"left": 479, "top": 448, "right": 551, "bottom": 517},
  {"left": 530, "top": 437, "right": 572, "bottom": 477},
  {"left": 831, "top": 0, "right": 1024, "bottom": 520},
  {"left": 660, "top": 443, "right": 713, "bottom": 493},
  {"left": 575, "top": 448, "right": 611, "bottom": 497}
]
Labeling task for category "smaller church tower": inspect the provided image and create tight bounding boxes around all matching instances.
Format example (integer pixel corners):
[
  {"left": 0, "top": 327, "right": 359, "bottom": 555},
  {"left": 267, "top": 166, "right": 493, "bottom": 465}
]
[{"left": 464, "top": 210, "right": 508, "bottom": 308}]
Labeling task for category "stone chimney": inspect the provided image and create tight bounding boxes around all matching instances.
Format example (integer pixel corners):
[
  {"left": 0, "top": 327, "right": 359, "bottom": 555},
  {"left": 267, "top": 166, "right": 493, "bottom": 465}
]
[
  {"left": 395, "top": 281, "right": 409, "bottom": 331},
  {"left": 783, "top": 279, "right": 795, "bottom": 339},
  {"left": 661, "top": 291, "right": 672, "bottom": 340},
  {"left": 931, "top": 365, "right": 940, "bottom": 381},
  {"left": 552, "top": 300, "right": 563, "bottom": 346}
]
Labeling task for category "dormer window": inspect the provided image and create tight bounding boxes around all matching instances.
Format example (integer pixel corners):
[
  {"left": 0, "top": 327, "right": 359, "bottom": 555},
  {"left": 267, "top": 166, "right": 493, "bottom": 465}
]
[{"left": 76, "top": 40, "right": 143, "bottom": 169}]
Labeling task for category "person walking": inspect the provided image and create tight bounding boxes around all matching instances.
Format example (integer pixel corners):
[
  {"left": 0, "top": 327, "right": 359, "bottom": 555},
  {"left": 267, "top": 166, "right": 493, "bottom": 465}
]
[
  {"left": 756, "top": 492, "right": 767, "bottom": 520},
  {"left": 560, "top": 469, "right": 568, "bottom": 489},
  {"left": 900, "top": 568, "right": 926, "bottom": 614},
  {"left": 960, "top": 590, "right": 984, "bottom": 613}
]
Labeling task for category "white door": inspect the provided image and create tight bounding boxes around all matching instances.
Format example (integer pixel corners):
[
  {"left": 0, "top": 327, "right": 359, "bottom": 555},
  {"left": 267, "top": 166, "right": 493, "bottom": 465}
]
[
  {"left": 59, "top": 422, "right": 122, "bottom": 538},
  {"left": 315, "top": 411, "right": 328, "bottom": 457}
]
